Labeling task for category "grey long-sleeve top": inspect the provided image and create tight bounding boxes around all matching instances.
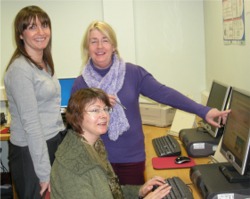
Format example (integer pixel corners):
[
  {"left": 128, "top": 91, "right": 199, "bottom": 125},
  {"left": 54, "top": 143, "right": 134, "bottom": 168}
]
[{"left": 4, "top": 55, "right": 64, "bottom": 182}]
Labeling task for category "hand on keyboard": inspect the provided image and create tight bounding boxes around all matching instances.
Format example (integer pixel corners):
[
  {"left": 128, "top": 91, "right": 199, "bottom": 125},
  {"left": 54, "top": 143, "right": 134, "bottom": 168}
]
[
  {"left": 144, "top": 184, "right": 171, "bottom": 199},
  {"left": 152, "top": 177, "right": 194, "bottom": 199},
  {"left": 139, "top": 176, "right": 171, "bottom": 199}
]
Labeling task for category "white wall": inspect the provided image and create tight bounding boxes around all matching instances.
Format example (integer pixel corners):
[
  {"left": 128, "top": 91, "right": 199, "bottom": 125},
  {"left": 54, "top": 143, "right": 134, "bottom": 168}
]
[
  {"left": 134, "top": 1, "right": 206, "bottom": 101},
  {"left": 1, "top": 0, "right": 103, "bottom": 80},
  {"left": 1, "top": 0, "right": 249, "bottom": 173},
  {"left": 1, "top": 0, "right": 206, "bottom": 102},
  {"left": 204, "top": 0, "right": 250, "bottom": 93}
]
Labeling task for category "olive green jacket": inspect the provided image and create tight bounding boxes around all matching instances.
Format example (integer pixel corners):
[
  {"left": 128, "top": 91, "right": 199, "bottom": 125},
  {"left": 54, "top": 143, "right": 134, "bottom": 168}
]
[{"left": 51, "top": 130, "right": 140, "bottom": 199}]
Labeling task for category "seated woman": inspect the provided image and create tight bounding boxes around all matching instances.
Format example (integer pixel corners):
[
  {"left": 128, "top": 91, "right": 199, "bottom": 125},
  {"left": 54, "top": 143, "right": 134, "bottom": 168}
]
[{"left": 50, "top": 88, "right": 171, "bottom": 199}]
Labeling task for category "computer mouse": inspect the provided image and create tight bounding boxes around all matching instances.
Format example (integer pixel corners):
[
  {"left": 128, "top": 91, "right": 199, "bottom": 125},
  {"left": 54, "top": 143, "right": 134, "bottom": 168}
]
[{"left": 175, "top": 156, "right": 191, "bottom": 164}]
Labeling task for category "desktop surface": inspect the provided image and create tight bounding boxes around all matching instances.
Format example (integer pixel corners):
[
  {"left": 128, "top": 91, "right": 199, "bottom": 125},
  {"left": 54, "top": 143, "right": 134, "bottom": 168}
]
[
  {"left": 0, "top": 125, "right": 10, "bottom": 141},
  {"left": 143, "top": 124, "right": 212, "bottom": 199},
  {"left": 2, "top": 123, "right": 225, "bottom": 199}
]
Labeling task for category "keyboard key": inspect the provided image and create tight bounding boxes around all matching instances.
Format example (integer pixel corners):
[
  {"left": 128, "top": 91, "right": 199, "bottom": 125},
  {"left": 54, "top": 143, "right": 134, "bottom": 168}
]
[
  {"left": 152, "top": 177, "right": 193, "bottom": 199},
  {"left": 152, "top": 135, "right": 181, "bottom": 157},
  {"left": 165, "top": 177, "right": 193, "bottom": 199}
]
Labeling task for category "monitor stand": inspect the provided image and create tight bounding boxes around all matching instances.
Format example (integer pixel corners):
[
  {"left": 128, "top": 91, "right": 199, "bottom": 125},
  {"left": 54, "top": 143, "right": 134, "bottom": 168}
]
[{"left": 219, "top": 164, "right": 250, "bottom": 183}]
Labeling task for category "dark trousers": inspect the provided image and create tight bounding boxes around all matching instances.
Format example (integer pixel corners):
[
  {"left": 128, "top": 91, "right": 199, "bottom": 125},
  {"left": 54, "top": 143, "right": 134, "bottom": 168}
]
[
  {"left": 111, "top": 161, "right": 145, "bottom": 185},
  {"left": 9, "top": 132, "right": 65, "bottom": 199}
]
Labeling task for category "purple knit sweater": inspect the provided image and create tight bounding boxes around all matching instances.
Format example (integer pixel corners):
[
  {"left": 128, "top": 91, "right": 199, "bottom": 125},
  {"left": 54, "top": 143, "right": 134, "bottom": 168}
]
[{"left": 71, "top": 62, "right": 210, "bottom": 163}]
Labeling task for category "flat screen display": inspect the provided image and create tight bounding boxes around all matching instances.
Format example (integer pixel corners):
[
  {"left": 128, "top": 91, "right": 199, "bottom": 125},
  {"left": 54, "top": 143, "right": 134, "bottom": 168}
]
[
  {"left": 201, "top": 80, "right": 231, "bottom": 137},
  {"left": 220, "top": 88, "right": 250, "bottom": 175},
  {"left": 59, "top": 78, "right": 76, "bottom": 108}
]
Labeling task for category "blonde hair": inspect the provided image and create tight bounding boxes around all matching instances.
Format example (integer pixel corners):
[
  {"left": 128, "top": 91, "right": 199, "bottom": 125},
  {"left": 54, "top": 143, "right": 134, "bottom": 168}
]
[{"left": 82, "top": 21, "right": 120, "bottom": 64}]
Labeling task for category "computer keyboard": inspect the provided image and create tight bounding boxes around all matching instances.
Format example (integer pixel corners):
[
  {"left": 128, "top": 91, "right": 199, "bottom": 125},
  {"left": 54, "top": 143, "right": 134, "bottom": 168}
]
[
  {"left": 153, "top": 176, "right": 194, "bottom": 199},
  {"left": 152, "top": 135, "right": 181, "bottom": 157}
]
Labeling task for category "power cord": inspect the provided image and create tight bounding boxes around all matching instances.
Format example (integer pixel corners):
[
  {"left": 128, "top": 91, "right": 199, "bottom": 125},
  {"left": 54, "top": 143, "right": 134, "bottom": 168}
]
[
  {"left": 1, "top": 159, "right": 9, "bottom": 173},
  {"left": 0, "top": 112, "right": 7, "bottom": 125}
]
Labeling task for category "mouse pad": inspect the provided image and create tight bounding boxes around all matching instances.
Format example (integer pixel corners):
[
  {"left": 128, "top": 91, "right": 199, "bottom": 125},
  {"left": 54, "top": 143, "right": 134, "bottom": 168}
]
[{"left": 152, "top": 156, "right": 196, "bottom": 169}]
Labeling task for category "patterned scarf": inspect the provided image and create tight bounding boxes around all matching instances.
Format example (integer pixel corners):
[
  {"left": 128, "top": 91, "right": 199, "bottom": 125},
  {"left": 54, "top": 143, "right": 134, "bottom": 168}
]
[
  {"left": 82, "top": 54, "right": 130, "bottom": 141},
  {"left": 94, "top": 139, "right": 124, "bottom": 199}
]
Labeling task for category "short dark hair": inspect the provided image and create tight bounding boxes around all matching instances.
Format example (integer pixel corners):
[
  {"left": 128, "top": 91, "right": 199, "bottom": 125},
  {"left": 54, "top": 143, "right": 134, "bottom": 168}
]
[{"left": 66, "top": 88, "right": 111, "bottom": 134}]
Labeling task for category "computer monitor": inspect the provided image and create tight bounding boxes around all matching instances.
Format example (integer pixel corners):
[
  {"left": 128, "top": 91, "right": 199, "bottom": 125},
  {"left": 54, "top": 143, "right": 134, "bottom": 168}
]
[
  {"left": 59, "top": 77, "right": 76, "bottom": 111},
  {"left": 220, "top": 88, "right": 250, "bottom": 182},
  {"left": 200, "top": 80, "right": 231, "bottom": 138}
]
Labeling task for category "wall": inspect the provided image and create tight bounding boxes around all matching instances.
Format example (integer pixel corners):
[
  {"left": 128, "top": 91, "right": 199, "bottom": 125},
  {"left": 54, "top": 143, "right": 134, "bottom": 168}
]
[
  {"left": 3, "top": 0, "right": 249, "bottom": 101},
  {"left": 1, "top": 0, "right": 103, "bottom": 79},
  {"left": 204, "top": 0, "right": 250, "bottom": 93},
  {"left": 0, "top": 0, "right": 206, "bottom": 171},
  {"left": 1, "top": 0, "right": 249, "bottom": 174},
  {"left": 1, "top": 0, "right": 206, "bottom": 102},
  {"left": 134, "top": 1, "right": 206, "bottom": 100}
]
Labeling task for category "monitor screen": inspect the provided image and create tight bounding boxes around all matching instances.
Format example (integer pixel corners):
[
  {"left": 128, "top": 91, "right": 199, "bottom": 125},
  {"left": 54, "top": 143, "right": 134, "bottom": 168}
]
[
  {"left": 201, "top": 80, "right": 231, "bottom": 137},
  {"left": 59, "top": 78, "right": 76, "bottom": 108},
  {"left": 220, "top": 88, "right": 250, "bottom": 176}
]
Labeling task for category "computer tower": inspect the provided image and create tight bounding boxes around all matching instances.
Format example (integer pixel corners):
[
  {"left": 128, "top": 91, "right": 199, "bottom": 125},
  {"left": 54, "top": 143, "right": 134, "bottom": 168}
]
[
  {"left": 190, "top": 163, "right": 250, "bottom": 199},
  {"left": 179, "top": 128, "right": 221, "bottom": 157}
]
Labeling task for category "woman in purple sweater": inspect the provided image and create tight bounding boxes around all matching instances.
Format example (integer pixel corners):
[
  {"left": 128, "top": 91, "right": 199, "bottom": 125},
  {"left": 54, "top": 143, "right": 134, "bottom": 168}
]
[{"left": 71, "top": 20, "right": 230, "bottom": 185}]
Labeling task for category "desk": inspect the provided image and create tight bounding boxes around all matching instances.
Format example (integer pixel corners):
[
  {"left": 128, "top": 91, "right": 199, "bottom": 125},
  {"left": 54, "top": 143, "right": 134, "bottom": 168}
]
[
  {"left": 143, "top": 125, "right": 212, "bottom": 199},
  {"left": 0, "top": 133, "right": 10, "bottom": 141},
  {"left": 0, "top": 126, "right": 10, "bottom": 141},
  {"left": 3, "top": 124, "right": 210, "bottom": 198}
]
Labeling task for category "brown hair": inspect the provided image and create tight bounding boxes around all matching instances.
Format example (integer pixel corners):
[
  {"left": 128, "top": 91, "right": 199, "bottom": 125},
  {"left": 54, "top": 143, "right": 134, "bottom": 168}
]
[
  {"left": 6, "top": 5, "right": 54, "bottom": 75},
  {"left": 66, "top": 88, "right": 111, "bottom": 134}
]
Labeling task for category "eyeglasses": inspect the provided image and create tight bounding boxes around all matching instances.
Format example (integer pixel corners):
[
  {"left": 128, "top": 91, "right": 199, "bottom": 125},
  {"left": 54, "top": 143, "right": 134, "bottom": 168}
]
[
  {"left": 86, "top": 107, "right": 112, "bottom": 116},
  {"left": 89, "top": 38, "right": 110, "bottom": 46}
]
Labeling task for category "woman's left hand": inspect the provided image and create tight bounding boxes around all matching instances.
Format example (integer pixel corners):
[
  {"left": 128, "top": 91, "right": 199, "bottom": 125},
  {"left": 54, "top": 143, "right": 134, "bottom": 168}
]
[
  {"left": 143, "top": 183, "right": 171, "bottom": 199},
  {"left": 108, "top": 95, "right": 116, "bottom": 107},
  {"left": 139, "top": 176, "right": 168, "bottom": 198},
  {"left": 40, "top": 181, "right": 50, "bottom": 196},
  {"left": 205, "top": 108, "right": 231, "bottom": 127}
]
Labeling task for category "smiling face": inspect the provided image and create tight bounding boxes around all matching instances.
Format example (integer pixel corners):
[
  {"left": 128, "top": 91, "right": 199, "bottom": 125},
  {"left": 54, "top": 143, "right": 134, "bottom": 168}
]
[
  {"left": 82, "top": 99, "right": 110, "bottom": 145},
  {"left": 20, "top": 16, "right": 51, "bottom": 56},
  {"left": 88, "top": 29, "right": 115, "bottom": 68}
]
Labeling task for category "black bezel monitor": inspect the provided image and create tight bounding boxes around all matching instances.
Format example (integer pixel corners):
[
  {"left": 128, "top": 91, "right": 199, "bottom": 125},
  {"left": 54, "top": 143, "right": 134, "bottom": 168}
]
[
  {"left": 201, "top": 80, "right": 231, "bottom": 138},
  {"left": 220, "top": 88, "right": 250, "bottom": 178}
]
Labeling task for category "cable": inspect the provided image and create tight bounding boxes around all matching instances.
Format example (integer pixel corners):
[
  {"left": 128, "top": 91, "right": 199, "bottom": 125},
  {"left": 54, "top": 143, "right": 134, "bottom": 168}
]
[
  {"left": 1, "top": 160, "right": 9, "bottom": 173},
  {"left": 186, "top": 183, "right": 194, "bottom": 194},
  {"left": 208, "top": 155, "right": 219, "bottom": 164}
]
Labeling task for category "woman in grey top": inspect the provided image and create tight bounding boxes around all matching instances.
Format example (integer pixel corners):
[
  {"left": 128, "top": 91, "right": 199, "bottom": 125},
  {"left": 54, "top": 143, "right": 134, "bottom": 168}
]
[{"left": 4, "top": 5, "right": 65, "bottom": 198}]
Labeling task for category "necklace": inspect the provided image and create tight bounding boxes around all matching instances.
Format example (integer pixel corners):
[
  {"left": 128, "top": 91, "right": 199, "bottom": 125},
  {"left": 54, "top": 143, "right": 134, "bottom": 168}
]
[{"left": 37, "top": 60, "right": 48, "bottom": 72}]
